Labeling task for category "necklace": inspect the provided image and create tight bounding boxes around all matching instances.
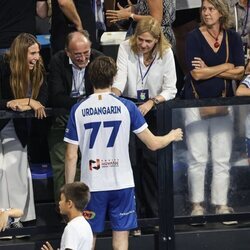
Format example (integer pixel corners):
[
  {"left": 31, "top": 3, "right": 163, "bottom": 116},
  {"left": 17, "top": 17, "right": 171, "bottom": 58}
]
[{"left": 206, "top": 28, "right": 221, "bottom": 48}]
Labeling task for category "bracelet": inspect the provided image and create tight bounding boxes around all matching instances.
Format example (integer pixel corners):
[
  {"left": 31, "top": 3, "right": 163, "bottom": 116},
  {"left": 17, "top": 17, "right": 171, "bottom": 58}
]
[{"left": 28, "top": 98, "right": 31, "bottom": 106}]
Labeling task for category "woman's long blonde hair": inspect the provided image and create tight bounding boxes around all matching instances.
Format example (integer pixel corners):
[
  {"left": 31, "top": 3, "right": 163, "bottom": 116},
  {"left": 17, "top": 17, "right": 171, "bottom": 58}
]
[
  {"left": 7, "top": 33, "right": 45, "bottom": 99},
  {"left": 129, "top": 16, "right": 171, "bottom": 59}
]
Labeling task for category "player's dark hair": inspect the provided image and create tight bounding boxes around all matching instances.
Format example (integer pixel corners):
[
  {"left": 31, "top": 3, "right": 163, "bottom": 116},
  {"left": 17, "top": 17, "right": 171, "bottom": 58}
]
[{"left": 88, "top": 56, "right": 117, "bottom": 89}]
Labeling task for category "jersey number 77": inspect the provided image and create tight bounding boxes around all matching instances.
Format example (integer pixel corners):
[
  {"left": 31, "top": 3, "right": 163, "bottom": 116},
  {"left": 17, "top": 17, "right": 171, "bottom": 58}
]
[{"left": 84, "top": 120, "right": 122, "bottom": 149}]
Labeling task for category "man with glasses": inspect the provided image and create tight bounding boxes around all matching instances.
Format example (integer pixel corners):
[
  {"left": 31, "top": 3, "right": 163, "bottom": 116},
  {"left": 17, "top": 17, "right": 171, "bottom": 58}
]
[{"left": 48, "top": 30, "right": 103, "bottom": 206}]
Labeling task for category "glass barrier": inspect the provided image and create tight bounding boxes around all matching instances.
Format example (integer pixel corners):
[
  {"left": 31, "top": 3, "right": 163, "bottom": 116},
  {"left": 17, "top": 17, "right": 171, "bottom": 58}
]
[
  {"left": 157, "top": 98, "right": 250, "bottom": 250},
  {"left": 172, "top": 104, "right": 250, "bottom": 217}
]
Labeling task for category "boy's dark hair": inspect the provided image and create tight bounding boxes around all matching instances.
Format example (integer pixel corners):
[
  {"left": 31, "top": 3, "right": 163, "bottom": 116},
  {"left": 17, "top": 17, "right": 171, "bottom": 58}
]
[
  {"left": 60, "top": 182, "right": 90, "bottom": 211},
  {"left": 88, "top": 56, "right": 117, "bottom": 89}
]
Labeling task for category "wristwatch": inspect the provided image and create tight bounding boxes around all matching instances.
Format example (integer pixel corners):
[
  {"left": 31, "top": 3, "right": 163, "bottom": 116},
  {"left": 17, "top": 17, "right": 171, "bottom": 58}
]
[{"left": 151, "top": 97, "right": 160, "bottom": 106}]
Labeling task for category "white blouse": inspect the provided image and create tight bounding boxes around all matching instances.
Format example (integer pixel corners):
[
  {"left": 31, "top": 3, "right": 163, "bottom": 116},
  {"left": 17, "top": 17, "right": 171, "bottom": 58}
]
[{"left": 113, "top": 39, "right": 177, "bottom": 101}]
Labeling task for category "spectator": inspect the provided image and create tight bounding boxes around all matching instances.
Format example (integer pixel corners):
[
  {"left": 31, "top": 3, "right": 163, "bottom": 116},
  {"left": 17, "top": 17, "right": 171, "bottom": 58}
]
[
  {"left": 0, "top": 33, "right": 48, "bottom": 226},
  {"left": 183, "top": 0, "right": 244, "bottom": 223},
  {"left": 64, "top": 56, "right": 183, "bottom": 249},
  {"left": 236, "top": 75, "right": 250, "bottom": 165},
  {"left": 0, "top": 0, "right": 48, "bottom": 53},
  {"left": 41, "top": 182, "right": 93, "bottom": 250},
  {"left": 229, "top": 0, "right": 250, "bottom": 74},
  {"left": 106, "top": 0, "right": 176, "bottom": 47},
  {"left": 112, "top": 16, "right": 176, "bottom": 223},
  {"left": 48, "top": 30, "right": 103, "bottom": 205},
  {"left": 50, "top": 0, "right": 97, "bottom": 54}
]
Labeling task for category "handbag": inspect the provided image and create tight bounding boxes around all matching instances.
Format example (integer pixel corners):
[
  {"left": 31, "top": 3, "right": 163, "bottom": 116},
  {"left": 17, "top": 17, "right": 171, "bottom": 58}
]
[{"left": 190, "top": 31, "right": 229, "bottom": 119}]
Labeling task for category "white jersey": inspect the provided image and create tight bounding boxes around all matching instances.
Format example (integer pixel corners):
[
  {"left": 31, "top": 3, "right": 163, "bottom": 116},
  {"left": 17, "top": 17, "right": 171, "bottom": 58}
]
[
  {"left": 60, "top": 216, "right": 93, "bottom": 250},
  {"left": 64, "top": 92, "right": 147, "bottom": 192}
]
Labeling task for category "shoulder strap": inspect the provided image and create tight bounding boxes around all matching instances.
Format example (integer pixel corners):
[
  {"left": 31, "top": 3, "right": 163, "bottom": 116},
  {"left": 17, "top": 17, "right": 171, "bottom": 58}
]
[{"left": 190, "top": 31, "right": 229, "bottom": 99}]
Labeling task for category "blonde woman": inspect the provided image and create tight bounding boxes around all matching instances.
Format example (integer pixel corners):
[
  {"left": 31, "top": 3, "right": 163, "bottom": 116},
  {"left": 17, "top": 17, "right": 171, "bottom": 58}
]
[
  {"left": 0, "top": 33, "right": 48, "bottom": 225},
  {"left": 112, "top": 16, "right": 176, "bottom": 115},
  {"left": 112, "top": 17, "right": 176, "bottom": 226}
]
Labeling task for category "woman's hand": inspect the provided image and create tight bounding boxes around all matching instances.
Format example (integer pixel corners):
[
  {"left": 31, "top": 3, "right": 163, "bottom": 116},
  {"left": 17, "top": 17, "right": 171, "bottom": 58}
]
[
  {"left": 41, "top": 241, "right": 55, "bottom": 250},
  {"left": 6, "top": 100, "right": 20, "bottom": 111},
  {"left": 106, "top": 3, "right": 132, "bottom": 23},
  {"left": 29, "top": 99, "right": 46, "bottom": 119},
  {"left": 245, "top": 60, "right": 250, "bottom": 75},
  {"left": 192, "top": 57, "right": 207, "bottom": 69},
  {"left": 138, "top": 100, "right": 154, "bottom": 116}
]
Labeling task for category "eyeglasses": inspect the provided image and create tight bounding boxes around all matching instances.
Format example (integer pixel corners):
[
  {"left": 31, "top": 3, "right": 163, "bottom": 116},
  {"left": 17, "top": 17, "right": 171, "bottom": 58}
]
[{"left": 71, "top": 49, "right": 91, "bottom": 59}]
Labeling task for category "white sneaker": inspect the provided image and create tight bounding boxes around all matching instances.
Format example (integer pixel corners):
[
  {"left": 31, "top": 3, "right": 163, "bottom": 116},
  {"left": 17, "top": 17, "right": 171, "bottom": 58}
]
[
  {"left": 0, "top": 236, "right": 13, "bottom": 240},
  {"left": 191, "top": 206, "right": 204, "bottom": 216},
  {"left": 215, "top": 206, "right": 238, "bottom": 225},
  {"left": 190, "top": 206, "right": 206, "bottom": 226}
]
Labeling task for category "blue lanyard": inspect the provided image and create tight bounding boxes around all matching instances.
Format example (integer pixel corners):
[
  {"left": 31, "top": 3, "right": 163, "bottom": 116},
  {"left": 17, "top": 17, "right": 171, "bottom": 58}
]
[{"left": 138, "top": 55, "right": 156, "bottom": 86}]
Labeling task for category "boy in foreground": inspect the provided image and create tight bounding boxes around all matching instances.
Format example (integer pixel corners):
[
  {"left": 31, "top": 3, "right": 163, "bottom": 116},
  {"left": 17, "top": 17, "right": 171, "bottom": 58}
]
[{"left": 41, "top": 182, "right": 93, "bottom": 250}]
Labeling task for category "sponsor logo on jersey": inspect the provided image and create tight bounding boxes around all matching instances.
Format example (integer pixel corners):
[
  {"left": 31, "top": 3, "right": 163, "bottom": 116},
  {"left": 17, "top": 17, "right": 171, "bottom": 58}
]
[
  {"left": 89, "top": 158, "right": 119, "bottom": 171},
  {"left": 89, "top": 159, "right": 100, "bottom": 170}
]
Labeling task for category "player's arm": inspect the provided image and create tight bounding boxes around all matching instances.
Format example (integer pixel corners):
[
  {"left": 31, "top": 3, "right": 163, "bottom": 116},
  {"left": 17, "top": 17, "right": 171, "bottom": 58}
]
[
  {"left": 136, "top": 128, "right": 183, "bottom": 151},
  {"left": 36, "top": 0, "right": 48, "bottom": 19},
  {"left": 57, "top": 0, "right": 83, "bottom": 31},
  {"left": 236, "top": 83, "right": 250, "bottom": 96},
  {"left": 65, "top": 143, "right": 78, "bottom": 183}
]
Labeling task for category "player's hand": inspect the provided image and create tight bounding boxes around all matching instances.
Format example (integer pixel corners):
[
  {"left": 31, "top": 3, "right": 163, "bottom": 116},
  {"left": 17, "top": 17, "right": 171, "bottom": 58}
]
[{"left": 169, "top": 128, "right": 183, "bottom": 142}]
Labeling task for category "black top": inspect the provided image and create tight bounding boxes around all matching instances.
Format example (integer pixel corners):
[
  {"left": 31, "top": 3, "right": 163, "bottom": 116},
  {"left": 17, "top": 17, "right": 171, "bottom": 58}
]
[
  {"left": 0, "top": 0, "right": 45, "bottom": 48},
  {"left": 184, "top": 28, "right": 245, "bottom": 99},
  {"left": 48, "top": 49, "right": 103, "bottom": 110},
  {"left": 0, "top": 56, "right": 48, "bottom": 147},
  {"left": 50, "top": 0, "right": 98, "bottom": 53}
]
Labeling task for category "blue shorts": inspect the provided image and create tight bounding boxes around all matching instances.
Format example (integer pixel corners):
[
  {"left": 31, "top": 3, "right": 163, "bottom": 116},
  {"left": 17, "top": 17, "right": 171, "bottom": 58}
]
[{"left": 83, "top": 187, "right": 137, "bottom": 233}]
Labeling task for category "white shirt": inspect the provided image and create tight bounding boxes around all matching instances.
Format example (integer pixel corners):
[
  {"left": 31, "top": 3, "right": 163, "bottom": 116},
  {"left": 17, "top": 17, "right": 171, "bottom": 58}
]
[
  {"left": 113, "top": 39, "right": 177, "bottom": 100},
  {"left": 69, "top": 58, "right": 86, "bottom": 97},
  {"left": 60, "top": 216, "right": 93, "bottom": 250},
  {"left": 64, "top": 92, "right": 147, "bottom": 192}
]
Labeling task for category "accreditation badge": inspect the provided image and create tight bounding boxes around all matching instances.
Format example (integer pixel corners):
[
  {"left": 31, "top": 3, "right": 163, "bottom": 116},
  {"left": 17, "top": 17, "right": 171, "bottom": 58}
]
[{"left": 137, "top": 89, "right": 149, "bottom": 102}]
